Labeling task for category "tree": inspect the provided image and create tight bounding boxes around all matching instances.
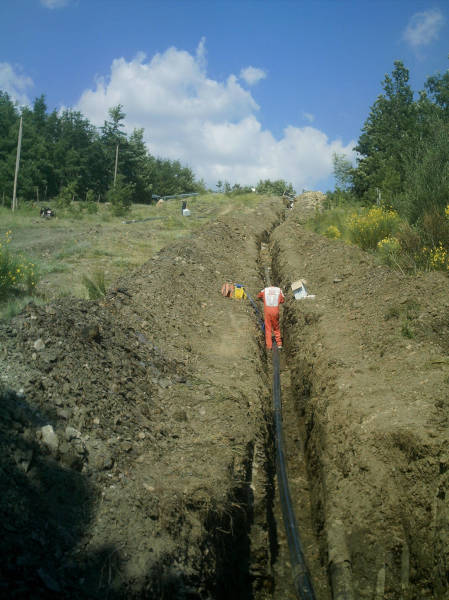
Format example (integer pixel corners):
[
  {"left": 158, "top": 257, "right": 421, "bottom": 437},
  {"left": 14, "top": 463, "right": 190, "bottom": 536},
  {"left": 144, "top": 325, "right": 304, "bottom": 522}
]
[
  {"left": 255, "top": 179, "right": 295, "bottom": 196},
  {"left": 332, "top": 153, "right": 353, "bottom": 190},
  {"left": 106, "top": 174, "right": 134, "bottom": 216},
  {"left": 353, "top": 61, "right": 417, "bottom": 202}
]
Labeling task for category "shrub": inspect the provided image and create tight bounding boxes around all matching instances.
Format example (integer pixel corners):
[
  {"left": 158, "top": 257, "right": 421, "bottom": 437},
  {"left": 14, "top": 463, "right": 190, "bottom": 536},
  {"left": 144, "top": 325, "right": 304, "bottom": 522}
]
[
  {"left": 377, "top": 236, "right": 401, "bottom": 266},
  {"left": 347, "top": 206, "right": 401, "bottom": 250},
  {"left": 418, "top": 209, "right": 449, "bottom": 249},
  {"left": 0, "top": 231, "right": 39, "bottom": 300},
  {"left": 421, "top": 243, "right": 449, "bottom": 272},
  {"left": 107, "top": 175, "right": 135, "bottom": 216},
  {"left": 324, "top": 225, "right": 341, "bottom": 239},
  {"left": 81, "top": 270, "right": 107, "bottom": 299}
]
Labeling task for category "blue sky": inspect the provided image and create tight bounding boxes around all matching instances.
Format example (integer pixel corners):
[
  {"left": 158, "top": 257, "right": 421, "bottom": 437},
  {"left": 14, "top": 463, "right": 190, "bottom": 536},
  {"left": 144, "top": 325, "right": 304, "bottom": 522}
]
[{"left": 0, "top": 0, "right": 448, "bottom": 191}]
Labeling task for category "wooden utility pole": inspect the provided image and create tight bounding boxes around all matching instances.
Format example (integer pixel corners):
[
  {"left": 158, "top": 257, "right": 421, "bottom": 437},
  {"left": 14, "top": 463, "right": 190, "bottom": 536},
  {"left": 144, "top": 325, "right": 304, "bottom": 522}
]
[
  {"left": 12, "top": 116, "right": 23, "bottom": 212},
  {"left": 113, "top": 144, "right": 119, "bottom": 187}
]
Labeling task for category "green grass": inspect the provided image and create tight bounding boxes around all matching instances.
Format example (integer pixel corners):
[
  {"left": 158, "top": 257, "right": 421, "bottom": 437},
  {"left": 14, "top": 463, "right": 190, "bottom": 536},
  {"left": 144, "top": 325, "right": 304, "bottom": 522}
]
[
  {"left": 0, "top": 192, "right": 267, "bottom": 313},
  {"left": 306, "top": 204, "right": 360, "bottom": 242}
]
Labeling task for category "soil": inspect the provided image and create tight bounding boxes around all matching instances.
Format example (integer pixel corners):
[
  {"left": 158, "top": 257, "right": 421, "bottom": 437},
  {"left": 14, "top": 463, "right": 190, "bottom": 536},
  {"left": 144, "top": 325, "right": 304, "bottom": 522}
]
[{"left": 1, "top": 192, "right": 449, "bottom": 599}]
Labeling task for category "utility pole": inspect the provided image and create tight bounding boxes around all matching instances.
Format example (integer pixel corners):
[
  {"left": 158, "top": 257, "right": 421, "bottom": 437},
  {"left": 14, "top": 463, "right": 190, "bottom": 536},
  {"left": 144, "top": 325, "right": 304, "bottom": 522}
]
[
  {"left": 113, "top": 144, "right": 119, "bottom": 187},
  {"left": 12, "top": 116, "right": 23, "bottom": 212},
  {"left": 376, "top": 187, "right": 381, "bottom": 206}
]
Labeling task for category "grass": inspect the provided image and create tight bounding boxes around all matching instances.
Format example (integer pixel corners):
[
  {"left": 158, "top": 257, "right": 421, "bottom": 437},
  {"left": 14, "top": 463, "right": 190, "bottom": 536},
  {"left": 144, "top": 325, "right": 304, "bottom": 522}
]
[{"left": 0, "top": 192, "right": 266, "bottom": 317}]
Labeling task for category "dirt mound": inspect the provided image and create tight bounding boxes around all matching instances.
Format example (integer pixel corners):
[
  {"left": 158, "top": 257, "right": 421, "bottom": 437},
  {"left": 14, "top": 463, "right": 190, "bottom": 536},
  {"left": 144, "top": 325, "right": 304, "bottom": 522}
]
[
  {"left": 0, "top": 198, "right": 284, "bottom": 598},
  {"left": 295, "top": 191, "right": 326, "bottom": 220},
  {"left": 272, "top": 198, "right": 449, "bottom": 598}
]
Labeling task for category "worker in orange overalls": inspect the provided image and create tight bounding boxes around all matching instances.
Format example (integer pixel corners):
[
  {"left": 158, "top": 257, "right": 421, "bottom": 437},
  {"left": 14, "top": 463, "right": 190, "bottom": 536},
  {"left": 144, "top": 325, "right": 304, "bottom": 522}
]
[{"left": 257, "top": 285, "right": 285, "bottom": 349}]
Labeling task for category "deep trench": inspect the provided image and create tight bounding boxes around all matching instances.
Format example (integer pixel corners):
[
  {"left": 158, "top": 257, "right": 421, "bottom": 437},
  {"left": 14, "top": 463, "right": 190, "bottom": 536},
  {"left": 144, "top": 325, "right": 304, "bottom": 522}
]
[{"left": 240, "top": 222, "right": 330, "bottom": 600}]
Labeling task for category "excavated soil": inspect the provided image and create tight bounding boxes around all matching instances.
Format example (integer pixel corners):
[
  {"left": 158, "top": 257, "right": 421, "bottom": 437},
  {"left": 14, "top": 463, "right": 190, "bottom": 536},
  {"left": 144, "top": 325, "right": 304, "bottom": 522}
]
[{"left": 1, "top": 192, "right": 449, "bottom": 599}]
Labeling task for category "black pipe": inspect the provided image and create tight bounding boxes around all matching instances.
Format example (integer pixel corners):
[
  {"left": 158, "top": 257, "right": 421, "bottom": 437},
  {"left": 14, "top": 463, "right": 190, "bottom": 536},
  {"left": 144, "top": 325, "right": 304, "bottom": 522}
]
[{"left": 272, "top": 342, "right": 316, "bottom": 599}]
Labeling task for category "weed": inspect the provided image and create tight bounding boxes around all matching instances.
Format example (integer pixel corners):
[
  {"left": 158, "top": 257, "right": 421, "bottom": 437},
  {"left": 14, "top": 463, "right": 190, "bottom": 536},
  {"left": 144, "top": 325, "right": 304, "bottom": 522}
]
[
  {"left": 0, "top": 230, "right": 39, "bottom": 299},
  {"left": 401, "top": 322, "right": 415, "bottom": 339},
  {"left": 384, "top": 306, "right": 400, "bottom": 320},
  {"left": 324, "top": 225, "right": 341, "bottom": 239},
  {"left": 0, "top": 295, "right": 45, "bottom": 320},
  {"left": 81, "top": 270, "right": 107, "bottom": 300}
]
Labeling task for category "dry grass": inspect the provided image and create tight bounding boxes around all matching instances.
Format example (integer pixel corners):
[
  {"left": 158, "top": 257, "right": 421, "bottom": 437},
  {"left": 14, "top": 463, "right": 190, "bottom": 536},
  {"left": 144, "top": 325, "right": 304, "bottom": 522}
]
[{"left": 0, "top": 193, "right": 264, "bottom": 310}]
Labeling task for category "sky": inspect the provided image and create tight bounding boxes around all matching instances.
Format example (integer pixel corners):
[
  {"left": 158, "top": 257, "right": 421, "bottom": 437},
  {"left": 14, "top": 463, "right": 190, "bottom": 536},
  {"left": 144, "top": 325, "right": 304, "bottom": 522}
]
[{"left": 0, "top": 0, "right": 448, "bottom": 192}]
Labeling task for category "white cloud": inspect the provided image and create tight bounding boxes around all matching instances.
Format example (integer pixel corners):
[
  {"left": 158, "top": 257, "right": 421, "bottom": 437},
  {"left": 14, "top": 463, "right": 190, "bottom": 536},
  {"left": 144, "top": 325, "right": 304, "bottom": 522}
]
[
  {"left": 76, "top": 41, "right": 354, "bottom": 191},
  {"left": 240, "top": 66, "right": 267, "bottom": 86},
  {"left": 0, "top": 62, "right": 33, "bottom": 105},
  {"left": 40, "top": 0, "right": 70, "bottom": 8},
  {"left": 403, "top": 8, "right": 444, "bottom": 47},
  {"left": 302, "top": 112, "right": 315, "bottom": 123}
]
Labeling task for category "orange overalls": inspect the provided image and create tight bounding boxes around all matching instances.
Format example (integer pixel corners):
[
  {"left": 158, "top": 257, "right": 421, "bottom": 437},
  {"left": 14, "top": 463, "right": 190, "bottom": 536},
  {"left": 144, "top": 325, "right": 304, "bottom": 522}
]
[{"left": 257, "top": 286, "right": 285, "bottom": 349}]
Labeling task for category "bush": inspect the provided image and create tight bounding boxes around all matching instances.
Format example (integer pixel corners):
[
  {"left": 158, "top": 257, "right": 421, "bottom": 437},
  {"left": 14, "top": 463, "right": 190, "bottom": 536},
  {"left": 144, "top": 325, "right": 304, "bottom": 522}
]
[
  {"left": 81, "top": 270, "right": 107, "bottom": 299},
  {"left": 0, "top": 231, "right": 39, "bottom": 300},
  {"left": 324, "top": 225, "right": 342, "bottom": 239},
  {"left": 347, "top": 206, "right": 401, "bottom": 250},
  {"left": 377, "top": 236, "right": 401, "bottom": 267},
  {"left": 107, "top": 175, "right": 135, "bottom": 216},
  {"left": 418, "top": 209, "right": 449, "bottom": 249}
]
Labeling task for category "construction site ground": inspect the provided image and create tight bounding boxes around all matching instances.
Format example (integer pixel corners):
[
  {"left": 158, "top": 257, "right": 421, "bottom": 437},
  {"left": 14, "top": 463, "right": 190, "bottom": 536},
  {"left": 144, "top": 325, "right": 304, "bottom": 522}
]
[{"left": 1, "top": 192, "right": 449, "bottom": 599}]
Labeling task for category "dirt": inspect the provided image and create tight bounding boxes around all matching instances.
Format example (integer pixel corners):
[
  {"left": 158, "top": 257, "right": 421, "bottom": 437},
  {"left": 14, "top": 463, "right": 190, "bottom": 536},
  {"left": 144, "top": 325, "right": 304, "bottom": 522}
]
[{"left": 1, "top": 192, "right": 449, "bottom": 599}]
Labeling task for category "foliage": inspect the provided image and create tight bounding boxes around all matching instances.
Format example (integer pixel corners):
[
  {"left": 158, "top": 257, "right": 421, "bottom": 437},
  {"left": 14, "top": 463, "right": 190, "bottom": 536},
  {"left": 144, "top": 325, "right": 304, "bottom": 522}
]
[
  {"left": 81, "top": 270, "right": 107, "bottom": 299},
  {"left": 324, "top": 225, "right": 341, "bottom": 239},
  {"left": 106, "top": 175, "right": 135, "bottom": 216},
  {"left": 377, "top": 236, "right": 401, "bottom": 266},
  {"left": 332, "top": 153, "right": 353, "bottom": 190},
  {"left": 0, "top": 93, "right": 204, "bottom": 207},
  {"left": 350, "top": 58, "right": 449, "bottom": 227},
  {"left": 353, "top": 61, "right": 417, "bottom": 203},
  {"left": 255, "top": 179, "right": 295, "bottom": 196},
  {"left": 0, "top": 230, "right": 38, "bottom": 299},
  {"left": 346, "top": 207, "right": 401, "bottom": 250}
]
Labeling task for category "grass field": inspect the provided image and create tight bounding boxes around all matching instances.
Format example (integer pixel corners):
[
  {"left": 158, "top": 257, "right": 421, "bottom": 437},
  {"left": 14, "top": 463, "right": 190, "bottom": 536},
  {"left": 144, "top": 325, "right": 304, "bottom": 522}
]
[{"left": 0, "top": 193, "right": 265, "bottom": 318}]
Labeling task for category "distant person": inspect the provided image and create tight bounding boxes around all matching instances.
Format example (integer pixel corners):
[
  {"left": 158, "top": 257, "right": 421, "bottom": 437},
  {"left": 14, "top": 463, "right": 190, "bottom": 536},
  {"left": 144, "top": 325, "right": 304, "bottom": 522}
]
[
  {"left": 257, "top": 285, "right": 285, "bottom": 349},
  {"left": 181, "top": 200, "right": 187, "bottom": 215}
]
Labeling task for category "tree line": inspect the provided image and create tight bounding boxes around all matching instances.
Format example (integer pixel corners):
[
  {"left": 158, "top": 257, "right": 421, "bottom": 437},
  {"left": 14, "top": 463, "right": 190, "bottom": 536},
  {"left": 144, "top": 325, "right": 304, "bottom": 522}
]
[
  {"left": 333, "top": 59, "right": 449, "bottom": 224},
  {"left": 0, "top": 94, "right": 206, "bottom": 206}
]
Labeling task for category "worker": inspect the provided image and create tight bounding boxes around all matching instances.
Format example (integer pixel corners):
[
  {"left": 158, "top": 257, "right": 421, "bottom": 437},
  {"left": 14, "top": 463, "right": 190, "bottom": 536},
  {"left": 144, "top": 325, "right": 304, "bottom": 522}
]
[{"left": 257, "top": 285, "right": 285, "bottom": 349}]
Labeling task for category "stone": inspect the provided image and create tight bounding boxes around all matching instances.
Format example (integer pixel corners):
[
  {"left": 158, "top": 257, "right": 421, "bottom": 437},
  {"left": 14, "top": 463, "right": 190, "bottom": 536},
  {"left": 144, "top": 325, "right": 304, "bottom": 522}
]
[
  {"left": 34, "top": 338, "right": 45, "bottom": 351},
  {"left": 41, "top": 425, "right": 59, "bottom": 452},
  {"left": 56, "top": 408, "right": 72, "bottom": 420},
  {"left": 65, "top": 426, "right": 81, "bottom": 441}
]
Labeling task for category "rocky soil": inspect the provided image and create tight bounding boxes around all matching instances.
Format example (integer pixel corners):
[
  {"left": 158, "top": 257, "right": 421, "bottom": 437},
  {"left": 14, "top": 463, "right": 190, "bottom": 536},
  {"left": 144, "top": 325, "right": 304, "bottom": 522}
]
[{"left": 1, "top": 192, "right": 449, "bottom": 599}]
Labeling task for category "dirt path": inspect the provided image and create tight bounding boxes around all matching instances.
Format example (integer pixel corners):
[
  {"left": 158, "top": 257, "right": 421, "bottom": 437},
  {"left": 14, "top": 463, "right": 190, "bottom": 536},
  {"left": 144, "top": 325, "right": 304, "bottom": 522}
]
[{"left": 1, "top": 192, "right": 449, "bottom": 598}]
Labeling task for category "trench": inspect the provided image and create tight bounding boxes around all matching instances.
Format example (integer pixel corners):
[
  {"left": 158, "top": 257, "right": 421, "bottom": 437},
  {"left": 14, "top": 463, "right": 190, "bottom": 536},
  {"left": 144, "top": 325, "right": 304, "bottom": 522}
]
[{"left": 244, "top": 221, "right": 331, "bottom": 600}]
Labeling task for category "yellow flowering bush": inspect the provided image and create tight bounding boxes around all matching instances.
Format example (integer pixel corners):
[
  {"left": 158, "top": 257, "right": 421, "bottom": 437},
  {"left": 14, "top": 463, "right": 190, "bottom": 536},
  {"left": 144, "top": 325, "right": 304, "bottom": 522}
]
[
  {"left": 0, "top": 231, "right": 38, "bottom": 299},
  {"left": 347, "top": 206, "right": 401, "bottom": 250},
  {"left": 324, "top": 225, "right": 341, "bottom": 239},
  {"left": 422, "top": 243, "right": 449, "bottom": 271},
  {"left": 377, "top": 236, "right": 401, "bottom": 266}
]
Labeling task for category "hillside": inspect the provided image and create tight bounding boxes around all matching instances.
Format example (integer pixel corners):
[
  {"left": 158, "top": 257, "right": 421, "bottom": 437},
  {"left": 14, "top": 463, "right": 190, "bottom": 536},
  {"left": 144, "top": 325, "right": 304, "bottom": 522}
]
[{"left": 1, "top": 193, "right": 449, "bottom": 599}]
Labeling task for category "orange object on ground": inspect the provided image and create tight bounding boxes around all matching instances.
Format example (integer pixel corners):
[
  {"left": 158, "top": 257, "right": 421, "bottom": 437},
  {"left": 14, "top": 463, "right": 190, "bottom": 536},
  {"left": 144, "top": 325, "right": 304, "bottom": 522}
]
[
  {"left": 257, "top": 286, "right": 285, "bottom": 349},
  {"left": 221, "top": 282, "right": 235, "bottom": 297}
]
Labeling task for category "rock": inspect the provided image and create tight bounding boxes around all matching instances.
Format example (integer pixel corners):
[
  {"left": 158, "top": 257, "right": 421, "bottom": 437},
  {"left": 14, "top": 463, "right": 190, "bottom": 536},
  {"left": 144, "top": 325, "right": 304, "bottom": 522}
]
[
  {"left": 137, "top": 432, "right": 146, "bottom": 440},
  {"left": 333, "top": 277, "right": 343, "bottom": 283},
  {"left": 158, "top": 378, "right": 171, "bottom": 389},
  {"left": 56, "top": 408, "right": 72, "bottom": 420},
  {"left": 34, "top": 338, "right": 45, "bottom": 351},
  {"left": 65, "top": 426, "right": 81, "bottom": 441},
  {"left": 41, "top": 425, "right": 59, "bottom": 452}
]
